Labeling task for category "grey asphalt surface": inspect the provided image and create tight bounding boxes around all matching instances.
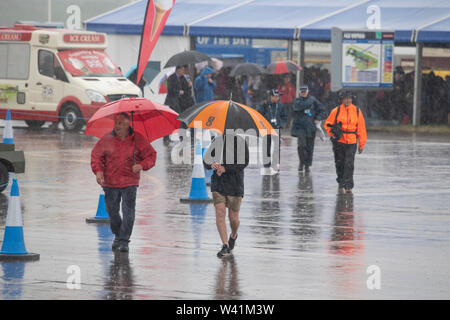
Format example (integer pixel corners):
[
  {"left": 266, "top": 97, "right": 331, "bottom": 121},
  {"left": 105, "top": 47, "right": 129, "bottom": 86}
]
[{"left": 0, "top": 121, "right": 449, "bottom": 300}]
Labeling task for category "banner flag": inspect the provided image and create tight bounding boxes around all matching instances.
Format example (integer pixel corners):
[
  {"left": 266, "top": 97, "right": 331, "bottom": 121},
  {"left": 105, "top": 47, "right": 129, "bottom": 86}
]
[{"left": 136, "top": 0, "right": 175, "bottom": 85}]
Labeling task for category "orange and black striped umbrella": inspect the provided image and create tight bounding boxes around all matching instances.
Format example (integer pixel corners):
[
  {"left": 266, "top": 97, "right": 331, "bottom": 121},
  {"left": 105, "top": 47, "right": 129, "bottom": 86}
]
[{"left": 176, "top": 100, "right": 278, "bottom": 137}]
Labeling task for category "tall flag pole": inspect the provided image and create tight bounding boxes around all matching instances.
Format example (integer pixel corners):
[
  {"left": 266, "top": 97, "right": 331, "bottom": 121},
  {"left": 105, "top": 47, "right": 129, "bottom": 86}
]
[{"left": 136, "top": 0, "right": 175, "bottom": 85}]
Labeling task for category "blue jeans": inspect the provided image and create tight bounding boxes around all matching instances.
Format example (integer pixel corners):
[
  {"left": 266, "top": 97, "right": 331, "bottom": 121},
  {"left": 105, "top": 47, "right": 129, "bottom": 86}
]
[{"left": 103, "top": 186, "right": 137, "bottom": 245}]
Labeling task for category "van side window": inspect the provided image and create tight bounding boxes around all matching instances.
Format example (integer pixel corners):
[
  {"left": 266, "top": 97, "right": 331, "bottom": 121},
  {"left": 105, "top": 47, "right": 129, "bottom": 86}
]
[
  {"left": 0, "top": 44, "right": 6, "bottom": 78},
  {"left": 38, "top": 50, "right": 69, "bottom": 82},
  {"left": 38, "top": 50, "right": 55, "bottom": 78},
  {"left": 0, "top": 43, "right": 30, "bottom": 80}
]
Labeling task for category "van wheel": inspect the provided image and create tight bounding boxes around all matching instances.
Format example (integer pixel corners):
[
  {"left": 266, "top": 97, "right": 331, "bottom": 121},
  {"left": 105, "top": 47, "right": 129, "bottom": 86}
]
[
  {"left": 25, "top": 120, "right": 46, "bottom": 129},
  {"left": 0, "top": 162, "right": 9, "bottom": 193},
  {"left": 61, "top": 104, "right": 84, "bottom": 131}
]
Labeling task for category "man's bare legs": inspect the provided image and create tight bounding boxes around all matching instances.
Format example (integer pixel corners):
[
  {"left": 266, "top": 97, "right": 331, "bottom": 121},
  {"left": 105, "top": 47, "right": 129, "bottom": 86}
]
[
  {"left": 229, "top": 209, "right": 240, "bottom": 239},
  {"left": 215, "top": 204, "right": 240, "bottom": 244},
  {"left": 215, "top": 202, "right": 229, "bottom": 246}
]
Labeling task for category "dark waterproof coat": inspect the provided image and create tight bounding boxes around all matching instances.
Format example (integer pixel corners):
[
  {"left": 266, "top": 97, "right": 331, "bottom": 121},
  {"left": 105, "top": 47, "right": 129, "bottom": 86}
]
[
  {"left": 257, "top": 100, "right": 288, "bottom": 129},
  {"left": 203, "top": 135, "right": 249, "bottom": 197},
  {"left": 179, "top": 74, "right": 195, "bottom": 113},
  {"left": 164, "top": 73, "right": 182, "bottom": 113},
  {"left": 291, "top": 95, "right": 326, "bottom": 137}
]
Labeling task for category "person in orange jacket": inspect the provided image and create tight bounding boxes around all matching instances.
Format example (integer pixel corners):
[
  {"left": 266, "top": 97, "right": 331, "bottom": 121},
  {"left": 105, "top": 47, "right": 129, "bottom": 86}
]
[{"left": 324, "top": 91, "right": 366, "bottom": 194}]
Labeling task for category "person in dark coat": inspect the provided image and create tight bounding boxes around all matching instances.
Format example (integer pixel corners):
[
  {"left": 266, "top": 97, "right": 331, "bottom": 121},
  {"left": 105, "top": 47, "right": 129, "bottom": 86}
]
[
  {"left": 257, "top": 89, "right": 288, "bottom": 172},
  {"left": 446, "top": 75, "right": 450, "bottom": 125},
  {"left": 179, "top": 65, "right": 195, "bottom": 113},
  {"left": 203, "top": 134, "right": 249, "bottom": 258},
  {"left": 164, "top": 65, "right": 184, "bottom": 113},
  {"left": 229, "top": 77, "right": 246, "bottom": 104},
  {"left": 163, "top": 65, "right": 184, "bottom": 144},
  {"left": 291, "top": 85, "right": 326, "bottom": 172}
]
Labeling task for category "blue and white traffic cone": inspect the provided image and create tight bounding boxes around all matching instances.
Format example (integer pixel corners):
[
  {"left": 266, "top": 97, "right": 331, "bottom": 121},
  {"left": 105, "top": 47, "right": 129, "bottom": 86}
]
[
  {"left": 180, "top": 140, "right": 212, "bottom": 203},
  {"left": 0, "top": 179, "right": 39, "bottom": 261},
  {"left": 202, "top": 129, "right": 213, "bottom": 185},
  {"left": 86, "top": 188, "right": 110, "bottom": 223},
  {"left": 3, "top": 110, "right": 14, "bottom": 144}
]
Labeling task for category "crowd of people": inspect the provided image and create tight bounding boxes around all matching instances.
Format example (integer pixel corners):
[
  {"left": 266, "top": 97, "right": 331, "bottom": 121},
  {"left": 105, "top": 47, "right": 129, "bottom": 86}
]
[
  {"left": 167, "top": 64, "right": 449, "bottom": 126},
  {"left": 366, "top": 69, "right": 450, "bottom": 125}
]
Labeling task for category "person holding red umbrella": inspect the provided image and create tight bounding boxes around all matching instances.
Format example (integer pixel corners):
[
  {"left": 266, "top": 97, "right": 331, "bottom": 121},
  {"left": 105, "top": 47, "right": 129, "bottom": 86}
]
[
  {"left": 91, "top": 112, "right": 157, "bottom": 252},
  {"left": 277, "top": 74, "right": 296, "bottom": 126}
]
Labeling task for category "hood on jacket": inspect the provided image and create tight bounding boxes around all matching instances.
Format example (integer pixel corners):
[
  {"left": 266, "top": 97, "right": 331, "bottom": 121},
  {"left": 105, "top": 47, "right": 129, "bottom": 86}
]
[{"left": 200, "top": 66, "right": 214, "bottom": 77}]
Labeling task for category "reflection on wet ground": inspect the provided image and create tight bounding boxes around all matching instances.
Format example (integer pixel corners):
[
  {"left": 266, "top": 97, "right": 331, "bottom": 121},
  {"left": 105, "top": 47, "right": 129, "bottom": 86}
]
[
  {"left": 0, "top": 124, "right": 449, "bottom": 299},
  {"left": 214, "top": 256, "right": 241, "bottom": 300},
  {"left": 104, "top": 252, "right": 134, "bottom": 300}
]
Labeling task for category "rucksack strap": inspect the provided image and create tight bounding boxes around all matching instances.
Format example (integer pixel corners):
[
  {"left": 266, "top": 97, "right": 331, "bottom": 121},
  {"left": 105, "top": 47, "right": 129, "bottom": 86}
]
[
  {"left": 335, "top": 105, "right": 359, "bottom": 135},
  {"left": 334, "top": 105, "right": 341, "bottom": 125}
]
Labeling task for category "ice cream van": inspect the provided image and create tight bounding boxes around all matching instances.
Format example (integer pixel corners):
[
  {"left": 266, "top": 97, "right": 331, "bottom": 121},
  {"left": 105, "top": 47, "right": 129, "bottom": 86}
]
[{"left": 0, "top": 24, "right": 141, "bottom": 131}]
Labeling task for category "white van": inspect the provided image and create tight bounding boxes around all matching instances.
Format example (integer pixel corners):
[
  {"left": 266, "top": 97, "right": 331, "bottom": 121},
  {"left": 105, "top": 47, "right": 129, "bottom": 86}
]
[{"left": 0, "top": 24, "right": 141, "bottom": 131}]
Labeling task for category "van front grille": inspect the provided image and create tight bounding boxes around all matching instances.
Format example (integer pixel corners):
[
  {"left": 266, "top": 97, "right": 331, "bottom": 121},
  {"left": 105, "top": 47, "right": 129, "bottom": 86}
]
[{"left": 107, "top": 94, "right": 139, "bottom": 102}]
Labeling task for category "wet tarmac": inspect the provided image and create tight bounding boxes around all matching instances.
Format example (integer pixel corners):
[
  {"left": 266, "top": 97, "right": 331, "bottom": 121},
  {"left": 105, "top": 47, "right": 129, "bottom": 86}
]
[{"left": 0, "top": 121, "right": 449, "bottom": 300}]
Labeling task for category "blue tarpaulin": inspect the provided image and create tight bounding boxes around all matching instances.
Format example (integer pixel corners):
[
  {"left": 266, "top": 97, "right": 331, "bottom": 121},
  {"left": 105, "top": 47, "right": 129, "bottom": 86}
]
[
  {"left": 85, "top": 0, "right": 450, "bottom": 43},
  {"left": 188, "top": 0, "right": 355, "bottom": 40},
  {"left": 86, "top": 0, "right": 244, "bottom": 35},
  {"left": 299, "top": 0, "right": 450, "bottom": 43},
  {"left": 416, "top": 15, "right": 450, "bottom": 43}
]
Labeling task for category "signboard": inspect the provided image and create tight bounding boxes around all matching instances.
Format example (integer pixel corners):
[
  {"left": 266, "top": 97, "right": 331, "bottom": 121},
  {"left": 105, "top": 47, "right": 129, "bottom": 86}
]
[
  {"left": 0, "top": 32, "right": 32, "bottom": 42},
  {"left": 195, "top": 36, "right": 285, "bottom": 66},
  {"left": 63, "top": 33, "right": 105, "bottom": 44},
  {"left": 331, "top": 28, "right": 394, "bottom": 91},
  {"left": 195, "top": 36, "right": 252, "bottom": 48}
]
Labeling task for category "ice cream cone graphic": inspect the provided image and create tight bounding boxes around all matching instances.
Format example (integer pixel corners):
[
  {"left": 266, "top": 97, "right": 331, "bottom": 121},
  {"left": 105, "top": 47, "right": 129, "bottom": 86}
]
[{"left": 150, "top": 0, "right": 172, "bottom": 41}]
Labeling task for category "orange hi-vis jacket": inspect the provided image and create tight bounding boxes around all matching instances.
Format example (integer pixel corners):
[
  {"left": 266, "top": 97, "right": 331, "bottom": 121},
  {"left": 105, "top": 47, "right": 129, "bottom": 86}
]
[{"left": 324, "top": 104, "right": 367, "bottom": 149}]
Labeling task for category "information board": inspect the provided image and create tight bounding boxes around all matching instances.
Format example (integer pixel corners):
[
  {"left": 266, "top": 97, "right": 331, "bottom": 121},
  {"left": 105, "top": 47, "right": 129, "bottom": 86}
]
[{"left": 331, "top": 28, "right": 394, "bottom": 91}]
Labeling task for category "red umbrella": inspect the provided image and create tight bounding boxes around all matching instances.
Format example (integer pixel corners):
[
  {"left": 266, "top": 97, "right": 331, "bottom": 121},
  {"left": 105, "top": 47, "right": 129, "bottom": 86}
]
[
  {"left": 85, "top": 97, "right": 180, "bottom": 142},
  {"left": 266, "top": 60, "right": 302, "bottom": 74}
]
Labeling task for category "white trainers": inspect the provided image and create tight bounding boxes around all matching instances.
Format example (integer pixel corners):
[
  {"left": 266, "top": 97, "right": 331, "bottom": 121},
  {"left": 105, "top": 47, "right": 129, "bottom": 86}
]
[{"left": 260, "top": 167, "right": 278, "bottom": 176}]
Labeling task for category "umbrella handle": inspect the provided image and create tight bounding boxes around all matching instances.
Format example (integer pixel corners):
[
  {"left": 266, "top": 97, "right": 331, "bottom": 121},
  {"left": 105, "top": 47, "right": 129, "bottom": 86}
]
[{"left": 131, "top": 111, "right": 136, "bottom": 165}]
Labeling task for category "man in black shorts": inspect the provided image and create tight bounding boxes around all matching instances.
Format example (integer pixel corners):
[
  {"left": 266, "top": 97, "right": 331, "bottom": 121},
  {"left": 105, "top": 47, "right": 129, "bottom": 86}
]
[{"left": 204, "top": 133, "right": 249, "bottom": 258}]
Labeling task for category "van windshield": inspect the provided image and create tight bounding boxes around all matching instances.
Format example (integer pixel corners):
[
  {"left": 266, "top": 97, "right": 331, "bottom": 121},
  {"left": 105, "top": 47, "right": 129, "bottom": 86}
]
[{"left": 57, "top": 49, "right": 121, "bottom": 77}]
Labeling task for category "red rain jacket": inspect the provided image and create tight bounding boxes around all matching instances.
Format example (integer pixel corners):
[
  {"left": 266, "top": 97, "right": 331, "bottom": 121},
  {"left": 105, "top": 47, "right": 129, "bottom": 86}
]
[
  {"left": 277, "top": 82, "right": 296, "bottom": 104},
  {"left": 91, "top": 131, "right": 157, "bottom": 188}
]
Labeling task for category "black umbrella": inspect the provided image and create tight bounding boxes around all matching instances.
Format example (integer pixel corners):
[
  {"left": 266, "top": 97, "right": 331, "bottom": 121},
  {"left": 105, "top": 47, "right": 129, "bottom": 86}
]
[
  {"left": 229, "top": 63, "right": 265, "bottom": 77},
  {"left": 164, "top": 50, "right": 211, "bottom": 68}
]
